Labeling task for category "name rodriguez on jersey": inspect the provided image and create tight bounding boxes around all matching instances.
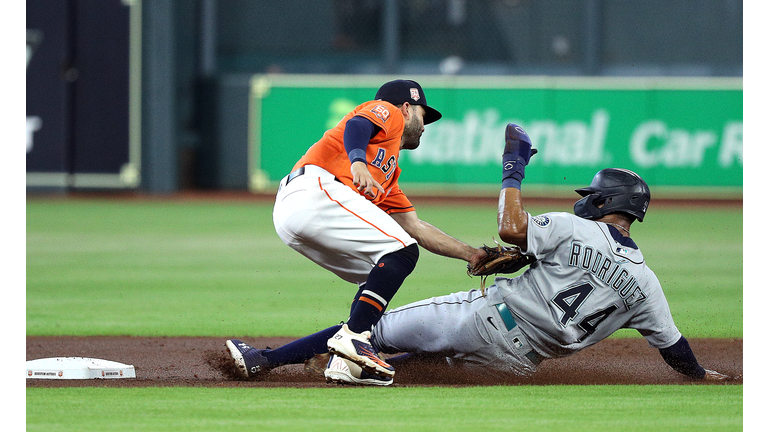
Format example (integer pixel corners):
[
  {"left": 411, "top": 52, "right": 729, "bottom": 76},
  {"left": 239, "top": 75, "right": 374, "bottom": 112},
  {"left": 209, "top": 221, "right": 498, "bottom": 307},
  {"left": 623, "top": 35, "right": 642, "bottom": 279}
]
[{"left": 567, "top": 241, "right": 647, "bottom": 311}]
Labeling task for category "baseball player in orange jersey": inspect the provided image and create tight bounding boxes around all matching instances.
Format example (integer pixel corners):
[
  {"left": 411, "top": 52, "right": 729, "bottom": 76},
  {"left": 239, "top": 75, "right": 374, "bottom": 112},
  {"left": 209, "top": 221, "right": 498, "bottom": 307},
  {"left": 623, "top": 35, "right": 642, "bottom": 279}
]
[{"left": 226, "top": 80, "right": 487, "bottom": 379}]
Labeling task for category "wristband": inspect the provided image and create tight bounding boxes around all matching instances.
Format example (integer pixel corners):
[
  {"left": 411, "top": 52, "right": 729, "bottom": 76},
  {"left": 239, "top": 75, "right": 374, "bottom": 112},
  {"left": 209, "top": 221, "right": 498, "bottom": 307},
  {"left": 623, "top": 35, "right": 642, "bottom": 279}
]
[
  {"left": 347, "top": 148, "right": 367, "bottom": 165},
  {"left": 502, "top": 153, "right": 526, "bottom": 189}
]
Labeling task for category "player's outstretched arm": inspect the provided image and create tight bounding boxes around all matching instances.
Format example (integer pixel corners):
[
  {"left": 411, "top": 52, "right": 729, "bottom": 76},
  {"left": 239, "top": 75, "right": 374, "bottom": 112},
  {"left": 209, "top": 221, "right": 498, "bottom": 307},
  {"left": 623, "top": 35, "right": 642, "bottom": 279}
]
[
  {"left": 390, "top": 211, "right": 486, "bottom": 267},
  {"left": 497, "top": 124, "right": 537, "bottom": 250},
  {"left": 498, "top": 187, "right": 528, "bottom": 249},
  {"left": 658, "top": 336, "right": 733, "bottom": 381}
]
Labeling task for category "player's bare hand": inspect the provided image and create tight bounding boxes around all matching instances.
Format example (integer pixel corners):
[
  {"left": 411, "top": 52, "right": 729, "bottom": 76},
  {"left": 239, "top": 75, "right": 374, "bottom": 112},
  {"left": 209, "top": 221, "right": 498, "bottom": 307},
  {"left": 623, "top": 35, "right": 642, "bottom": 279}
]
[
  {"left": 467, "top": 247, "right": 489, "bottom": 269},
  {"left": 351, "top": 161, "right": 384, "bottom": 198},
  {"left": 703, "top": 369, "right": 733, "bottom": 381}
]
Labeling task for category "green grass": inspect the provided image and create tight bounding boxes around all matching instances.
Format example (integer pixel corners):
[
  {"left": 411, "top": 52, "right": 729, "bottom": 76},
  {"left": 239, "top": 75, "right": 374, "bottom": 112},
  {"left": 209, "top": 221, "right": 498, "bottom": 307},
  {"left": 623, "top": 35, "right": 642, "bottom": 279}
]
[
  {"left": 24, "top": 197, "right": 744, "bottom": 432},
  {"left": 636, "top": 207, "right": 743, "bottom": 338},
  {"left": 26, "top": 386, "right": 743, "bottom": 432},
  {"left": 26, "top": 198, "right": 742, "bottom": 338}
]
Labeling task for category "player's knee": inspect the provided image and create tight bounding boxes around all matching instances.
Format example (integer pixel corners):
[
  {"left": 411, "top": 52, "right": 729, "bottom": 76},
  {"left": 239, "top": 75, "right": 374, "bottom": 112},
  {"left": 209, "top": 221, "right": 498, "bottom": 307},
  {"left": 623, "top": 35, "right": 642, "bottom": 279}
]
[
  {"left": 380, "top": 243, "right": 419, "bottom": 272},
  {"left": 398, "top": 243, "right": 420, "bottom": 269}
]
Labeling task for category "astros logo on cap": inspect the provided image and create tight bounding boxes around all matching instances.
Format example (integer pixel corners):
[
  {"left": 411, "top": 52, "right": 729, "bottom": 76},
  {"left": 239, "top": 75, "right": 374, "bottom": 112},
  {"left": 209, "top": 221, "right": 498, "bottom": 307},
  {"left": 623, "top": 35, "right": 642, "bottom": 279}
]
[{"left": 410, "top": 88, "right": 420, "bottom": 101}]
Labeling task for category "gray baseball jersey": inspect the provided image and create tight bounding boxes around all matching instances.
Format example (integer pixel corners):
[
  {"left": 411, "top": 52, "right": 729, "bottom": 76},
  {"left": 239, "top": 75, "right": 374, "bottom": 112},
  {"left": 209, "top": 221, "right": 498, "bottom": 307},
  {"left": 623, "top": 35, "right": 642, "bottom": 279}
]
[{"left": 372, "top": 211, "right": 682, "bottom": 376}]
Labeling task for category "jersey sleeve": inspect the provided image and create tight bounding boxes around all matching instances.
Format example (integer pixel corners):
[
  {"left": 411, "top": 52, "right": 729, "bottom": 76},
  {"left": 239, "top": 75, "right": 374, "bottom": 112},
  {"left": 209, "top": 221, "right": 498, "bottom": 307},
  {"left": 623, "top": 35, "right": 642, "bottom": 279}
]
[
  {"left": 377, "top": 184, "right": 414, "bottom": 214},
  {"left": 525, "top": 212, "right": 574, "bottom": 260},
  {"left": 354, "top": 101, "right": 402, "bottom": 138},
  {"left": 624, "top": 271, "right": 682, "bottom": 349}
]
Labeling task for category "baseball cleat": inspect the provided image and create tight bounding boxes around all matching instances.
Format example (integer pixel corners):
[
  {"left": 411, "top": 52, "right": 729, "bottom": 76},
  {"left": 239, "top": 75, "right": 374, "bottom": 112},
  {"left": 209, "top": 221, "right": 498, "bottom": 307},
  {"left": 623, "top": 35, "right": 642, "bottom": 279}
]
[
  {"left": 324, "top": 354, "right": 393, "bottom": 386},
  {"left": 225, "top": 339, "right": 270, "bottom": 379},
  {"left": 327, "top": 324, "right": 395, "bottom": 378}
]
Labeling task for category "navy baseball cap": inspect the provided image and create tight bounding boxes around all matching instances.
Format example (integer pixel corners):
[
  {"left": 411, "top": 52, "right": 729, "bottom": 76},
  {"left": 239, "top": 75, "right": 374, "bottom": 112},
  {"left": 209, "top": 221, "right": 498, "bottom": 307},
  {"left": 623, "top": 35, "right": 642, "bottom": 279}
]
[{"left": 375, "top": 79, "right": 442, "bottom": 125}]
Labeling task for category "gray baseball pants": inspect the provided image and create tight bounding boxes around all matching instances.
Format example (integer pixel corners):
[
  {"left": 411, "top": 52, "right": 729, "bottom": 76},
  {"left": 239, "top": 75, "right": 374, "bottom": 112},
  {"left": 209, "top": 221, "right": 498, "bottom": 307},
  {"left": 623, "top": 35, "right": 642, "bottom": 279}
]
[{"left": 371, "top": 286, "right": 542, "bottom": 376}]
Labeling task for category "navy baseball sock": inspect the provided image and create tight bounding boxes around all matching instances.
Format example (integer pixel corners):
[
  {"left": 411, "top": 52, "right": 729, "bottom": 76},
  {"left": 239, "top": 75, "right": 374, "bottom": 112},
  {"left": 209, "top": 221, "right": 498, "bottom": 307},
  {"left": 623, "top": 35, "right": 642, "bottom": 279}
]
[
  {"left": 262, "top": 324, "right": 342, "bottom": 366},
  {"left": 350, "top": 282, "right": 366, "bottom": 317},
  {"left": 346, "top": 243, "right": 419, "bottom": 334}
]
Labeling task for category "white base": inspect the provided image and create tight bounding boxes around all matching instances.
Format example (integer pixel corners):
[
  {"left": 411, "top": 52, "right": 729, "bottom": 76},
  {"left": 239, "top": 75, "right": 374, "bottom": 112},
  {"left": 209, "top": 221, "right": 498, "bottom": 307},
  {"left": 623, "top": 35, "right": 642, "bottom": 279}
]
[{"left": 26, "top": 357, "right": 136, "bottom": 379}]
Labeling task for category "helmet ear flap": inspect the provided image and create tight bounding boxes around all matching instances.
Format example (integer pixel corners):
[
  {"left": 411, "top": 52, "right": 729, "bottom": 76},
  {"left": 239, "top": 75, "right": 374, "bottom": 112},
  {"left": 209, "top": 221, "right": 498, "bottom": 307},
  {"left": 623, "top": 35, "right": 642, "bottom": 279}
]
[{"left": 573, "top": 194, "right": 605, "bottom": 220}]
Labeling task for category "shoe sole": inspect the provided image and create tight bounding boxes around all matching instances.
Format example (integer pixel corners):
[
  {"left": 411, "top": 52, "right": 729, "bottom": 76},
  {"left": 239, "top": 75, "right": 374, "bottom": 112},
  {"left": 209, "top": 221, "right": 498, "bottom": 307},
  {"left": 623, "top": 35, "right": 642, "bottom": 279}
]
[
  {"left": 327, "top": 340, "right": 395, "bottom": 378},
  {"left": 324, "top": 369, "right": 393, "bottom": 386},
  {"left": 225, "top": 340, "right": 250, "bottom": 379}
]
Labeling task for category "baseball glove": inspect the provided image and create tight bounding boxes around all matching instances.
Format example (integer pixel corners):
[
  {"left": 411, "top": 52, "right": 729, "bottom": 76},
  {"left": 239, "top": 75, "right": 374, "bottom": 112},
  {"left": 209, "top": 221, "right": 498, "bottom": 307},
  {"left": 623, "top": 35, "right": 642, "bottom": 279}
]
[{"left": 467, "top": 241, "right": 536, "bottom": 295}]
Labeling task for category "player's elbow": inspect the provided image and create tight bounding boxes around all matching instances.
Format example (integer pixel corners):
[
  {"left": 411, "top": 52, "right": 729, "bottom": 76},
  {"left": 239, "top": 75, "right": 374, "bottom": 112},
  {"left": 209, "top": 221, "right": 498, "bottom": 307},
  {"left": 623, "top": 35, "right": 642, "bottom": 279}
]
[
  {"left": 498, "top": 226, "right": 526, "bottom": 248},
  {"left": 497, "top": 203, "right": 528, "bottom": 248}
]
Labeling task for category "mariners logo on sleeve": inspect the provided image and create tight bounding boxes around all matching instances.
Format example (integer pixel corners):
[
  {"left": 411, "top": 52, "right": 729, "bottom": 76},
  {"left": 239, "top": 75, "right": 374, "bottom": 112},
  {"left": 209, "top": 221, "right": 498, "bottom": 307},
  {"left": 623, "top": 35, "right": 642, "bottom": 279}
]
[{"left": 532, "top": 215, "right": 551, "bottom": 227}]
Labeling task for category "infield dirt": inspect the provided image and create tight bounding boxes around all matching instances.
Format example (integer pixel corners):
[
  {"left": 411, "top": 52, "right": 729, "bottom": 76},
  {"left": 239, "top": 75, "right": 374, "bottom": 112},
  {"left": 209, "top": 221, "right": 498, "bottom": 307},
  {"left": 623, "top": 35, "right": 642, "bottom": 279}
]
[{"left": 26, "top": 336, "right": 742, "bottom": 388}]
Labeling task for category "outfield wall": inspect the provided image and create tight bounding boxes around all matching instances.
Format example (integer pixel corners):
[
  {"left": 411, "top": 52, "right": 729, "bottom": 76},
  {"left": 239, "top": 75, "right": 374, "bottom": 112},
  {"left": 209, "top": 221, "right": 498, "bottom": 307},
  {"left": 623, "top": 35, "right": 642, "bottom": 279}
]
[{"left": 248, "top": 75, "right": 742, "bottom": 198}]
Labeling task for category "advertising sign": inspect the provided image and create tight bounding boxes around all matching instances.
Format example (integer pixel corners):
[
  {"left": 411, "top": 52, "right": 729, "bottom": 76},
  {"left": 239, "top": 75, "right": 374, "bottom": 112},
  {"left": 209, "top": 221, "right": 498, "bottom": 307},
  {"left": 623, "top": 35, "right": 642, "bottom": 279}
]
[{"left": 250, "top": 75, "right": 742, "bottom": 192}]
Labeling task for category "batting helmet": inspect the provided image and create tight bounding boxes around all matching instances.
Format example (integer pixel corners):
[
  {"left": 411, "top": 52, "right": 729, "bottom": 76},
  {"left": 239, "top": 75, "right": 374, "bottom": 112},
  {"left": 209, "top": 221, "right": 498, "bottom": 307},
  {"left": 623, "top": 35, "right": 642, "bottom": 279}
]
[{"left": 573, "top": 168, "right": 651, "bottom": 222}]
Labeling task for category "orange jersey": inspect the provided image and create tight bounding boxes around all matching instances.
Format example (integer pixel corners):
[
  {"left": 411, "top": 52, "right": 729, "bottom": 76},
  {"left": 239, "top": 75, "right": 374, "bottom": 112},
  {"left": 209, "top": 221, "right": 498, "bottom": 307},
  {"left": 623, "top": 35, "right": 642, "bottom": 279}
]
[{"left": 293, "top": 100, "right": 414, "bottom": 213}]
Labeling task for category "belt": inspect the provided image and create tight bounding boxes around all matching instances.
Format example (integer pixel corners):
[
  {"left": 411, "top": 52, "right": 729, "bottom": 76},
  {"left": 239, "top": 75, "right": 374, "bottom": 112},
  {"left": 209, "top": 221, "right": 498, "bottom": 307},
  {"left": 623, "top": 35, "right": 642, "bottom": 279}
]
[
  {"left": 495, "top": 303, "right": 517, "bottom": 331},
  {"left": 284, "top": 165, "right": 344, "bottom": 188},
  {"left": 495, "top": 303, "right": 543, "bottom": 365},
  {"left": 285, "top": 166, "right": 305, "bottom": 185}
]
